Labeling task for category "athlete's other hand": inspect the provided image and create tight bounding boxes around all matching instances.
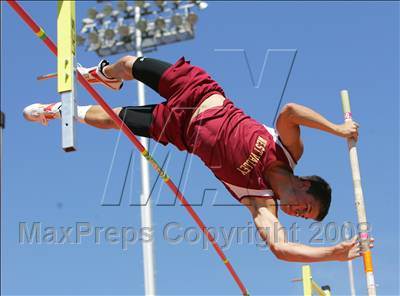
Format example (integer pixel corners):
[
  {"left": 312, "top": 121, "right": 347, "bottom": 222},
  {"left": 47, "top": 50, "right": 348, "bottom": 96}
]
[
  {"left": 336, "top": 120, "right": 359, "bottom": 141},
  {"left": 333, "top": 236, "right": 374, "bottom": 261}
]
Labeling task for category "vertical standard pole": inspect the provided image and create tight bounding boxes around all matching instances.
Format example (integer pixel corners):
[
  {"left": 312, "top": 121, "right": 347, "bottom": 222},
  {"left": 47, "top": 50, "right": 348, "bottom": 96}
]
[
  {"left": 340, "top": 90, "right": 376, "bottom": 296},
  {"left": 345, "top": 226, "right": 357, "bottom": 296},
  {"left": 302, "top": 265, "right": 313, "bottom": 296},
  {"left": 135, "top": 5, "right": 156, "bottom": 296},
  {"left": 348, "top": 260, "right": 356, "bottom": 296},
  {"left": 302, "top": 265, "right": 331, "bottom": 296},
  {"left": 57, "top": 0, "right": 77, "bottom": 152}
]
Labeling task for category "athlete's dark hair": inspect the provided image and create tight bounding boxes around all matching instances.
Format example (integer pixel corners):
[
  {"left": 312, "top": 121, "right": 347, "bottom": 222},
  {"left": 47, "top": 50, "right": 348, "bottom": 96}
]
[{"left": 300, "top": 175, "right": 332, "bottom": 221}]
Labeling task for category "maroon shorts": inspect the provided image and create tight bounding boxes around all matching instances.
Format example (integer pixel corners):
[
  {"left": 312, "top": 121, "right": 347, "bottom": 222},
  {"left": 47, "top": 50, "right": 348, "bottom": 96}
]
[{"left": 149, "top": 57, "right": 225, "bottom": 151}]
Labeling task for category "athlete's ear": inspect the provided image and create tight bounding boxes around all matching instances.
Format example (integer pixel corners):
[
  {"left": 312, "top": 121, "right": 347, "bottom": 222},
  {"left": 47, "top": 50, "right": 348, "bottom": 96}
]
[{"left": 299, "top": 180, "right": 311, "bottom": 191}]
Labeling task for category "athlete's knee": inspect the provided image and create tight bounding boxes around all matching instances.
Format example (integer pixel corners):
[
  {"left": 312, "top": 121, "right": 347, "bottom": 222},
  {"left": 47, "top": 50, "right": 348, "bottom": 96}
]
[
  {"left": 98, "top": 108, "right": 120, "bottom": 129},
  {"left": 113, "top": 107, "right": 122, "bottom": 116},
  {"left": 106, "top": 107, "right": 123, "bottom": 128},
  {"left": 119, "top": 55, "right": 137, "bottom": 80},
  {"left": 121, "top": 55, "right": 137, "bottom": 68}
]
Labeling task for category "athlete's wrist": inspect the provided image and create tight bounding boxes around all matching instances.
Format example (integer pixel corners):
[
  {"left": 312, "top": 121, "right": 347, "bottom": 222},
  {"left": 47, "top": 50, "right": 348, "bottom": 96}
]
[
  {"left": 330, "top": 123, "right": 344, "bottom": 137},
  {"left": 326, "top": 245, "right": 340, "bottom": 261},
  {"left": 330, "top": 242, "right": 353, "bottom": 261}
]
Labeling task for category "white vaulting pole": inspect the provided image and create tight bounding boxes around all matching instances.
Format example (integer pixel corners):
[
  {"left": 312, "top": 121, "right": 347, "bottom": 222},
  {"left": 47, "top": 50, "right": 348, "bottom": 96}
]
[
  {"left": 340, "top": 90, "right": 376, "bottom": 296},
  {"left": 135, "top": 6, "right": 156, "bottom": 296}
]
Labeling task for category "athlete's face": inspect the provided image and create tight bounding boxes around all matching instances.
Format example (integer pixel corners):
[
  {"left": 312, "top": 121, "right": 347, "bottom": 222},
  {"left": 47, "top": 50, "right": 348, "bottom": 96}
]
[
  {"left": 280, "top": 195, "right": 319, "bottom": 220},
  {"left": 280, "top": 181, "right": 321, "bottom": 220}
]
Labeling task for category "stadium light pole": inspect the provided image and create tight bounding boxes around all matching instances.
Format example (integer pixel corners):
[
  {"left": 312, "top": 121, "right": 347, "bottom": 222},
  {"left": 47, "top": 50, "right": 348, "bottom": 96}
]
[
  {"left": 134, "top": 4, "right": 155, "bottom": 296},
  {"left": 78, "top": 1, "right": 208, "bottom": 295}
]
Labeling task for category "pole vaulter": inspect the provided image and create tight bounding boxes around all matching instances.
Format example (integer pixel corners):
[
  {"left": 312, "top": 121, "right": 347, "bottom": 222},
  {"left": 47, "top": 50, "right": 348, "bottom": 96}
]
[{"left": 6, "top": 1, "right": 249, "bottom": 294}]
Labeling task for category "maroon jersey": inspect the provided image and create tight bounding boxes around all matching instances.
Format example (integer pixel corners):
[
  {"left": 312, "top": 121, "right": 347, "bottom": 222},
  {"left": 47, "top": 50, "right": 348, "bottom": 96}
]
[
  {"left": 186, "top": 100, "right": 296, "bottom": 201},
  {"left": 151, "top": 57, "right": 296, "bottom": 202}
]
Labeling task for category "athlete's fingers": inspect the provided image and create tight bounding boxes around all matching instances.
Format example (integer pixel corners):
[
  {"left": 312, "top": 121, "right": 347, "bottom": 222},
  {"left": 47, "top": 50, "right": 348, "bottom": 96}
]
[
  {"left": 368, "top": 237, "right": 375, "bottom": 248},
  {"left": 349, "top": 236, "right": 358, "bottom": 245}
]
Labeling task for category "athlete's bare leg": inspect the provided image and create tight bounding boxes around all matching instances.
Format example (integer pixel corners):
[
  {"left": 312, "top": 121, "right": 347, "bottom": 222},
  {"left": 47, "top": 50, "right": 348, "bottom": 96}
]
[
  {"left": 84, "top": 106, "right": 122, "bottom": 129},
  {"left": 103, "top": 56, "right": 138, "bottom": 81}
]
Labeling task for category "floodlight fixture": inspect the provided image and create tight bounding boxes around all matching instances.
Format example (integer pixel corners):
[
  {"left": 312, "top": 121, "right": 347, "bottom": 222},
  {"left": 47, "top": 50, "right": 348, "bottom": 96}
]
[
  {"left": 126, "top": 5, "right": 135, "bottom": 14},
  {"left": 155, "top": 0, "right": 165, "bottom": 9},
  {"left": 189, "top": 0, "right": 208, "bottom": 10},
  {"left": 104, "top": 28, "right": 116, "bottom": 40},
  {"left": 172, "top": 14, "right": 183, "bottom": 27},
  {"left": 135, "top": 0, "right": 146, "bottom": 8},
  {"left": 118, "top": 24, "right": 131, "bottom": 37},
  {"left": 80, "top": 0, "right": 208, "bottom": 57},
  {"left": 88, "top": 31, "right": 100, "bottom": 44},
  {"left": 89, "top": 42, "right": 101, "bottom": 51},
  {"left": 117, "top": 0, "right": 128, "bottom": 11},
  {"left": 103, "top": 4, "right": 113, "bottom": 16},
  {"left": 198, "top": 1, "right": 208, "bottom": 10},
  {"left": 136, "top": 19, "right": 148, "bottom": 32},
  {"left": 187, "top": 12, "right": 198, "bottom": 25},
  {"left": 87, "top": 8, "right": 98, "bottom": 20},
  {"left": 96, "top": 12, "right": 106, "bottom": 22},
  {"left": 82, "top": 18, "right": 94, "bottom": 25},
  {"left": 77, "top": 35, "right": 85, "bottom": 46},
  {"left": 155, "top": 17, "right": 166, "bottom": 30}
]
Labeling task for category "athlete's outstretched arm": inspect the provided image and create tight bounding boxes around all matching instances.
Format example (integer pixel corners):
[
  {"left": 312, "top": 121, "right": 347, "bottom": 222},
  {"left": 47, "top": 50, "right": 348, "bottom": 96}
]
[
  {"left": 242, "top": 197, "right": 371, "bottom": 262},
  {"left": 276, "top": 103, "right": 359, "bottom": 158}
]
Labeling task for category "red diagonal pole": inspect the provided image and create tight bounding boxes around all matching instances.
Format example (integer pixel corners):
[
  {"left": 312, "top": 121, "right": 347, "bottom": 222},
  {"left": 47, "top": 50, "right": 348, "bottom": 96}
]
[{"left": 6, "top": 1, "right": 249, "bottom": 294}]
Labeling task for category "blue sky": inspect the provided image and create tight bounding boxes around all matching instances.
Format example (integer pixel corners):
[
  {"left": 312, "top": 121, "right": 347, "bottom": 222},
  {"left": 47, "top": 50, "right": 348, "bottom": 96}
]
[{"left": 1, "top": 1, "right": 399, "bottom": 295}]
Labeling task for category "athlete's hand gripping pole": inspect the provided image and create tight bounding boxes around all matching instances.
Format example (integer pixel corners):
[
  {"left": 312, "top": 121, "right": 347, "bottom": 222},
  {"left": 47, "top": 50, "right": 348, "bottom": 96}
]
[{"left": 340, "top": 90, "right": 377, "bottom": 296}]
